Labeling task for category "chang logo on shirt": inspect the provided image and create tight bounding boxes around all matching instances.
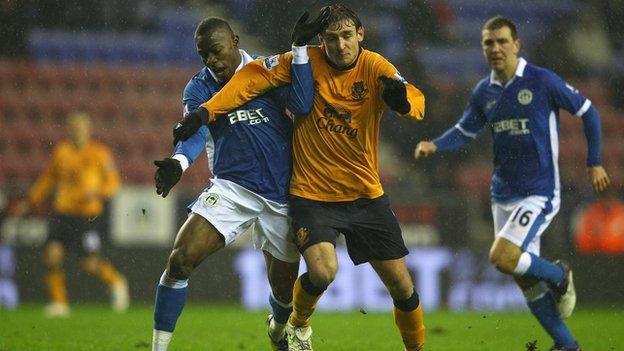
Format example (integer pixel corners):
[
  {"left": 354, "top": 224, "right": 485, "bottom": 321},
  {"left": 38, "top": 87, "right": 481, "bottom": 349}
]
[
  {"left": 317, "top": 103, "right": 359, "bottom": 138},
  {"left": 492, "top": 118, "right": 530, "bottom": 135},
  {"left": 228, "top": 108, "right": 269, "bottom": 126}
]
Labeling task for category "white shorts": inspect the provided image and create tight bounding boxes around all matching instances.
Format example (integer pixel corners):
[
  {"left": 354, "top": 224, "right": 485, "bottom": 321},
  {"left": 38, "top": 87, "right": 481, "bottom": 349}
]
[
  {"left": 491, "top": 195, "right": 560, "bottom": 255},
  {"left": 189, "top": 178, "right": 299, "bottom": 263}
]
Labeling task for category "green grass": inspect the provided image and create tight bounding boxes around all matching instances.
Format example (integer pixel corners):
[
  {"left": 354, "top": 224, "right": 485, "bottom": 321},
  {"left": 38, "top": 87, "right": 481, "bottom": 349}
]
[{"left": 0, "top": 304, "right": 622, "bottom": 350}]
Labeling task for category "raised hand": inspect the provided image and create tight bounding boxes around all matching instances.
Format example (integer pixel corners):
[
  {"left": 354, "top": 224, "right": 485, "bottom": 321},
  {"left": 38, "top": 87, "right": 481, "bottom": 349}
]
[
  {"left": 154, "top": 158, "right": 183, "bottom": 198},
  {"left": 291, "top": 7, "right": 331, "bottom": 46},
  {"left": 379, "top": 76, "right": 410, "bottom": 114}
]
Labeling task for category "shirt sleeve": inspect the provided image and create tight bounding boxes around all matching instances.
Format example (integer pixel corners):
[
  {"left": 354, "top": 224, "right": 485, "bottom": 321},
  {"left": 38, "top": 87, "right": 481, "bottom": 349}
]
[
  {"left": 545, "top": 71, "right": 591, "bottom": 117},
  {"left": 374, "top": 55, "right": 425, "bottom": 120},
  {"left": 174, "top": 78, "right": 213, "bottom": 169},
  {"left": 455, "top": 88, "right": 487, "bottom": 138},
  {"left": 433, "top": 87, "right": 486, "bottom": 151},
  {"left": 545, "top": 71, "right": 602, "bottom": 166},
  {"left": 267, "top": 46, "right": 314, "bottom": 116},
  {"left": 201, "top": 51, "right": 295, "bottom": 121}
]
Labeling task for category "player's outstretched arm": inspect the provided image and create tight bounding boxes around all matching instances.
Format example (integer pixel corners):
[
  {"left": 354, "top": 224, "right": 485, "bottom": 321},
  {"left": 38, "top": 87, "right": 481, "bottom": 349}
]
[
  {"left": 414, "top": 141, "right": 437, "bottom": 159},
  {"left": 588, "top": 166, "right": 610, "bottom": 193}
]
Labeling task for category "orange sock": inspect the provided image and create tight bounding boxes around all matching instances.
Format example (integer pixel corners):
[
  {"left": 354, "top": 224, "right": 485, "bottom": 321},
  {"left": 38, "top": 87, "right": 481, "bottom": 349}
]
[
  {"left": 393, "top": 303, "right": 425, "bottom": 351},
  {"left": 97, "top": 261, "right": 123, "bottom": 287},
  {"left": 45, "top": 270, "right": 67, "bottom": 304},
  {"left": 288, "top": 277, "right": 324, "bottom": 327}
]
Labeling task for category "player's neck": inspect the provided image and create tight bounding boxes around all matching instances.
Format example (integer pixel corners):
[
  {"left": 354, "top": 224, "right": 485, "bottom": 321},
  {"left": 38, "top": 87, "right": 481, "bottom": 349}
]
[{"left": 494, "top": 58, "right": 519, "bottom": 84}]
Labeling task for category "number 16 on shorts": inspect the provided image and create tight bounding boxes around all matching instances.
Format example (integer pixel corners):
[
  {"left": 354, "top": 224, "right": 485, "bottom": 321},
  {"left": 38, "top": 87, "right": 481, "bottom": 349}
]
[{"left": 493, "top": 196, "right": 555, "bottom": 251}]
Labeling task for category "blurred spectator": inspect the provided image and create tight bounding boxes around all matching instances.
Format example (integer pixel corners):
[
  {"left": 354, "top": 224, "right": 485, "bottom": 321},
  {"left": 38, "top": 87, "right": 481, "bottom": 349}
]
[
  {"left": 532, "top": 19, "right": 581, "bottom": 77},
  {"left": 599, "top": 0, "right": 624, "bottom": 50},
  {"left": 0, "top": 0, "right": 27, "bottom": 58},
  {"left": 574, "top": 187, "right": 624, "bottom": 255},
  {"left": 18, "top": 112, "right": 129, "bottom": 317},
  {"left": 565, "top": 7, "right": 614, "bottom": 77}
]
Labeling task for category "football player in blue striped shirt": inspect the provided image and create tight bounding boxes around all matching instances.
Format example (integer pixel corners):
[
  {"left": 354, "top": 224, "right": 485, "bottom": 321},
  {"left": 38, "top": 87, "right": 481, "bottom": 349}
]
[{"left": 415, "top": 16, "right": 610, "bottom": 351}]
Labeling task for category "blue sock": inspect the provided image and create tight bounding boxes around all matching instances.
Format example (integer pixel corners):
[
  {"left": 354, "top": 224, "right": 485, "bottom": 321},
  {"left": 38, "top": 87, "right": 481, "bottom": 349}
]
[
  {"left": 527, "top": 292, "right": 577, "bottom": 348},
  {"left": 154, "top": 273, "right": 188, "bottom": 332},
  {"left": 523, "top": 253, "right": 564, "bottom": 285},
  {"left": 269, "top": 293, "right": 292, "bottom": 324}
]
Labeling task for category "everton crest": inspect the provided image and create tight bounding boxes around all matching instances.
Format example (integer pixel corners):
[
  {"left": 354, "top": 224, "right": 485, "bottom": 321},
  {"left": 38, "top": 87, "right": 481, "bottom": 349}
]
[{"left": 351, "top": 80, "right": 368, "bottom": 100}]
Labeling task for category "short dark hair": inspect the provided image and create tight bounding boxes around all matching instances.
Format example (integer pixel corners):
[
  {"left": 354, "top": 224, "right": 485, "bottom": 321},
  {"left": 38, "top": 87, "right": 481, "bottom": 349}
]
[
  {"left": 483, "top": 16, "right": 518, "bottom": 40},
  {"left": 195, "top": 18, "right": 233, "bottom": 38},
  {"left": 322, "top": 4, "right": 362, "bottom": 32}
]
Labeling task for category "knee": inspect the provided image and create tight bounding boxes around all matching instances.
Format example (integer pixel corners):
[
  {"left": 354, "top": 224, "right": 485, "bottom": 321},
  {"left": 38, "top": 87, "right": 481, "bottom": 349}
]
[
  {"left": 167, "top": 247, "right": 201, "bottom": 279},
  {"left": 44, "top": 241, "right": 64, "bottom": 267},
  {"left": 386, "top": 276, "right": 414, "bottom": 300},
  {"left": 81, "top": 255, "right": 100, "bottom": 274},
  {"left": 308, "top": 262, "right": 338, "bottom": 289},
  {"left": 488, "top": 249, "right": 517, "bottom": 274}
]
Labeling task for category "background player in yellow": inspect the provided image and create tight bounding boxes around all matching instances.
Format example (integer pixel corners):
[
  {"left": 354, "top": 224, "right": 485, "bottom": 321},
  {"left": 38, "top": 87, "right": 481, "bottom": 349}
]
[
  {"left": 18, "top": 112, "right": 128, "bottom": 317},
  {"left": 174, "top": 4, "right": 426, "bottom": 350}
]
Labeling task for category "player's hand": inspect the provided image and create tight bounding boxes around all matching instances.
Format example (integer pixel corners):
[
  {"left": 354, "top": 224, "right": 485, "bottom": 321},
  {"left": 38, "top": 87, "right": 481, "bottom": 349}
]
[
  {"left": 291, "top": 7, "right": 331, "bottom": 46},
  {"left": 414, "top": 141, "right": 437, "bottom": 159},
  {"left": 588, "top": 166, "right": 610, "bottom": 193},
  {"left": 172, "top": 107, "right": 208, "bottom": 146},
  {"left": 154, "top": 158, "right": 183, "bottom": 198},
  {"left": 379, "top": 76, "right": 411, "bottom": 115}
]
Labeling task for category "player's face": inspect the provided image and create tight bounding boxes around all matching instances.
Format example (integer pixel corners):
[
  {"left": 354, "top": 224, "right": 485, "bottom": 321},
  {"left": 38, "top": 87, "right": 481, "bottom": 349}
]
[
  {"left": 319, "top": 20, "right": 364, "bottom": 68},
  {"left": 481, "top": 27, "right": 520, "bottom": 73},
  {"left": 68, "top": 115, "right": 91, "bottom": 145},
  {"left": 195, "top": 29, "right": 241, "bottom": 82}
]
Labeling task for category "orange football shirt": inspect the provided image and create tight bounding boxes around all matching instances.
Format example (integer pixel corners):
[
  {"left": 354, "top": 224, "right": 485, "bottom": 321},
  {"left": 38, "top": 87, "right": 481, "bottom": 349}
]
[
  {"left": 201, "top": 46, "right": 425, "bottom": 201},
  {"left": 29, "top": 140, "right": 120, "bottom": 217}
]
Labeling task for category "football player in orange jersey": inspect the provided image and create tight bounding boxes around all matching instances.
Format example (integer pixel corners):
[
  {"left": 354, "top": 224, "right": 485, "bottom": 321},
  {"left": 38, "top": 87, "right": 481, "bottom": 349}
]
[
  {"left": 173, "top": 4, "right": 426, "bottom": 350},
  {"left": 18, "top": 112, "right": 128, "bottom": 317}
]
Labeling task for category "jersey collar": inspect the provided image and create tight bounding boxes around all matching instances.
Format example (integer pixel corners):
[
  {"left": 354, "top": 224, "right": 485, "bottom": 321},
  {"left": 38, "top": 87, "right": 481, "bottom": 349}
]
[
  {"left": 208, "top": 49, "right": 254, "bottom": 83},
  {"left": 489, "top": 57, "right": 527, "bottom": 88}
]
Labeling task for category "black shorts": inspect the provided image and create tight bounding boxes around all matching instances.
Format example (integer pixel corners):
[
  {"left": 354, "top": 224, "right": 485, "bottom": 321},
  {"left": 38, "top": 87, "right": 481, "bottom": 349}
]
[
  {"left": 290, "top": 194, "right": 408, "bottom": 265},
  {"left": 48, "top": 214, "right": 102, "bottom": 256}
]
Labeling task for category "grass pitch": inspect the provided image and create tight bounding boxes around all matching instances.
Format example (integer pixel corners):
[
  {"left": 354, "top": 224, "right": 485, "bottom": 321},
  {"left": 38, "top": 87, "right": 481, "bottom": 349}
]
[{"left": 0, "top": 304, "right": 622, "bottom": 350}]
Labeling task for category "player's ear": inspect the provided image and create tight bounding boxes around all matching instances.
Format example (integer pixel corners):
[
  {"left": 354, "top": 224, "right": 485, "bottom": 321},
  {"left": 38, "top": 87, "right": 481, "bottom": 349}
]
[
  {"left": 357, "top": 26, "right": 364, "bottom": 43},
  {"left": 317, "top": 33, "right": 324, "bottom": 45},
  {"left": 513, "top": 38, "right": 520, "bottom": 55},
  {"left": 232, "top": 35, "right": 240, "bottom": 47}
]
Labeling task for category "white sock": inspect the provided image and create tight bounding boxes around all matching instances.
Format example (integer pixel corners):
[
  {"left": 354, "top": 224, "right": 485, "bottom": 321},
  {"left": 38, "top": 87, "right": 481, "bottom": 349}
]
[
  {"left": 513, "top": 252, "right": 532, "bottom": 275},
  {"left": 152, "top": 330, "right": 173, "bottom": 351}
]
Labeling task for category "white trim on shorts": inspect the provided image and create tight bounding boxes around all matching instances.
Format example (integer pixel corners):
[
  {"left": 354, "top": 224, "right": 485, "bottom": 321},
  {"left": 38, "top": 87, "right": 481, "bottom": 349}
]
[
  {"left": 491, "top": 195, "right": 560, "bottom": 256},
  {"left": 189, "top": 178, "right": 299, "bottom": 263}
]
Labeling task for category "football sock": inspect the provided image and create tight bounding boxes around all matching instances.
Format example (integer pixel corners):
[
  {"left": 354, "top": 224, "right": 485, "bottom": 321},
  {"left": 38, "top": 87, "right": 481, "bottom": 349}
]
[
  {"left": 288, "top": 272, "right": 326, "bottom": 327},
  {"left": 96, "top": 260, "right": 122, "bottom": 287},
  {"left": 393, "top": 290, "right": 425, "bottom": 351},
  {"left": 514, "top": 252, "right": 564, "bottom": 285},
  {"left": 45, "top": 269, "right": 67, "bottom": 304},
  {"left": 153, "top": 271, "right": 188, "bottom": 337},
  {"left": 268, "top": 293, "right": 292, "bottom": 340},
  {"left": 526, "top": 290, "right": 577, "bottom": 349}
]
